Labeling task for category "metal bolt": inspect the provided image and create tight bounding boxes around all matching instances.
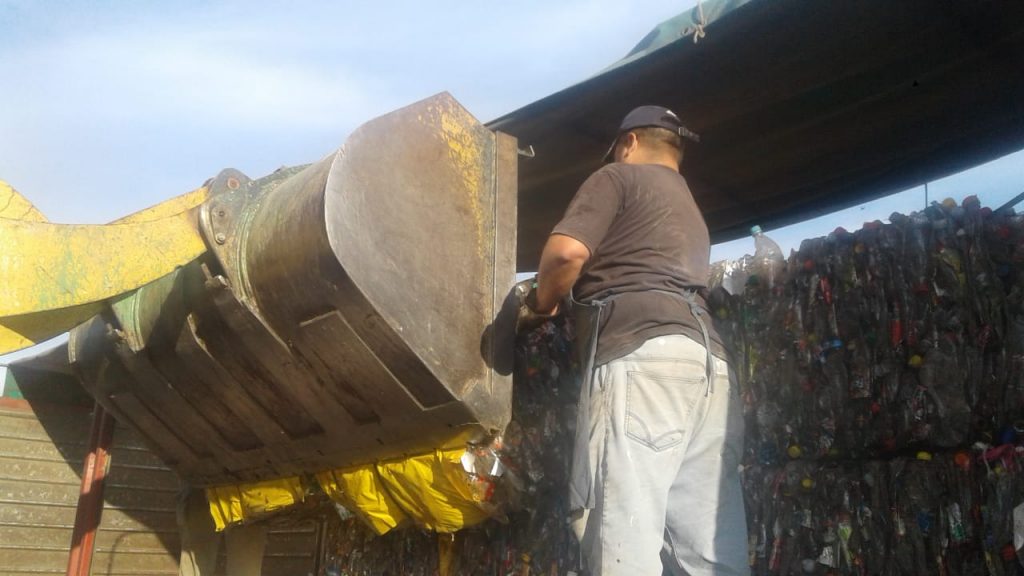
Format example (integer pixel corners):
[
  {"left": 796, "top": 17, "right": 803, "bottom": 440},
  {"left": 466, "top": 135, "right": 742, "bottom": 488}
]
[{"left": 215, "top": 233, "right": 227, "bottom": 244}]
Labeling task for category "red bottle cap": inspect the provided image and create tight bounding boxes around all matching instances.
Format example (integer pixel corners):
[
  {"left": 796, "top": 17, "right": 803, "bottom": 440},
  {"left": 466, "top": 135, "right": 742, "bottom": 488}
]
[{"left": 1001, "top": 544, "right": 1017, "bottom": 562}]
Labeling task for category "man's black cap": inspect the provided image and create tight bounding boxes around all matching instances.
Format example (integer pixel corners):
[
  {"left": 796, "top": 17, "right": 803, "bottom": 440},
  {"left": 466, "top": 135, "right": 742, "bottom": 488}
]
[{"left": 602, "top": 105, "right": 700, "bottom": 162}]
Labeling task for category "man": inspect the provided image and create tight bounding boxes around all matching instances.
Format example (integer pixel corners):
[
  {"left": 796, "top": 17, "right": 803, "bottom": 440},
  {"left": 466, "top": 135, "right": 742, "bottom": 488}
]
[{"left": 521, "top": 106, "right": 747, "bottom": 575}]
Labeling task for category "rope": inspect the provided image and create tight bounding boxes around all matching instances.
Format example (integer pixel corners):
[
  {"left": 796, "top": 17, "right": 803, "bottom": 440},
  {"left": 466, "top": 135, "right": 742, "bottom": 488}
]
[{"left": 693, "top": 0, "right": 707, "bottom": 43}]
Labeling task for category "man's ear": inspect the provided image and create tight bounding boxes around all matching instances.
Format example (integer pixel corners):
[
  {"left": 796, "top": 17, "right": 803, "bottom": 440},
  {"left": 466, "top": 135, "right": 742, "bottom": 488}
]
[{"left": 621, "top": 132, "right": 639, "bottom": 158}]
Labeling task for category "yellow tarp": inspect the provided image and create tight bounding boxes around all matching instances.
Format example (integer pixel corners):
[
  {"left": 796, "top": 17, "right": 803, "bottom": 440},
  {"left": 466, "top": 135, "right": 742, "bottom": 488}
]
[
  {"left": 317, "top": 449, "right": 489, "bottom": 535},
  {"left": 208, "top": 449, "right": 491, "bottom": 535},
  {"left": 315, "top": 465, "right": 409, "bottom": 535},
  {"left": 206, "top": 476, "right": 306, "bottom": 532}
]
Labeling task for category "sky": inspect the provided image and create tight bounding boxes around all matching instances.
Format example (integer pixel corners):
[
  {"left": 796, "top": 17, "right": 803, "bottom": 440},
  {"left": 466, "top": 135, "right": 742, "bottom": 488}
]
[
  {"left": 0, "top": 0, "right": 694, "bottom": 224},
  {"left": 1, "top": 0, "right": 1023, "bottom": 383}
]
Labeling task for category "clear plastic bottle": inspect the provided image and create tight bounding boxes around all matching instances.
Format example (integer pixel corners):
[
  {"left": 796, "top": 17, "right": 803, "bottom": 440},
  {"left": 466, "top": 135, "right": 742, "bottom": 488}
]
[{"left": 751, "top": 225, "right": 786, "bottom": 291}]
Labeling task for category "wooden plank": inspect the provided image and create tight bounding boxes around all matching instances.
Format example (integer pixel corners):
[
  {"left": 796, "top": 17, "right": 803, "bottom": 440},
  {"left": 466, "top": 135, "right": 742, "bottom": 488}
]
[
  {"left": 0, "top": 401, "right": 90, "bottom": 418},
  {"left": 0, "top": 454, "right": 80, "bottom": 484},
  {"left": 0, "top": 548, "right": 68, "bottom": 574},
  {"left": 0, "top": 477, "right": 80, "bottom": 506},
  {"left": 108, "top": 420, "right": 166, "bottom": 452},
  {"left": 93, "top": 530, "right": 179, "bottom": 553},
  {"left": 100, "top": 486, "right": 178, "bottom": 512},
  {"left": 91, "top": 550, "right": 179, "bottom": 575},
  {"left": 0, "top": 524, "right": 74, "bottom": 551},
  {"left": 0, "top": 434, "right": 89, "bottom": 463},
  {"left": 0, "top": 397, "right": 33, "bottom": 412},
  {"left": 0, "top": 406, "right": 92, "bottom": 443},
  {"left": 0, "top": 501, "right": 77, "bottom": 528},
  {"left": 94, "top": 507, "right": 179, "bottom": 532},
  {"left": 104, "top": 459, "right": 182, "bottom": 493},
  {"left": 106, "top": 444, "right": 175, "bottom": 469},
  {"left": 0, "top": 404, "right": 86, "bottom": 575}
]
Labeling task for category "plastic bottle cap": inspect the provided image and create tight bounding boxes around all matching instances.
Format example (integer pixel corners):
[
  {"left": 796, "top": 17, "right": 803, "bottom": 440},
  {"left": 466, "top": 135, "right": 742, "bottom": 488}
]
[
  {"left": 916, "top": 451, "right": 932, "bottom": 461},
  {"left": 954, "top": 451, "right": 970, "bottom": 470},
  {"left": 1002, "top": 544, "right": 1017, "bottom": 562},
  {"left": 787, "top": 445, "right": 802, "bottom": 459},
  {"left": 801, "top": 477, "right": 814, "bottom": 490},
  {"left": 908, "top": 355, "right": 924, "bottom": 368},
  {"left": 750, "top": 225, "right": 763, "bottom": 235}
]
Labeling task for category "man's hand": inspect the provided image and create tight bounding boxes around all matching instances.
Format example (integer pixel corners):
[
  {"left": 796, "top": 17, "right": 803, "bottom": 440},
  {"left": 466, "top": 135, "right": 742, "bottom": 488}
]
[{"left": 514, "top": 277, "right": 559, "bottom": 334}]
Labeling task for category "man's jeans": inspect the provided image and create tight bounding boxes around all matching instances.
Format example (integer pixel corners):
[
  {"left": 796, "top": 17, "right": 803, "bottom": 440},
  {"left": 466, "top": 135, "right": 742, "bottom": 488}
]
[{"left": 571, "top": 335, "right": 748, "bottom": 575}]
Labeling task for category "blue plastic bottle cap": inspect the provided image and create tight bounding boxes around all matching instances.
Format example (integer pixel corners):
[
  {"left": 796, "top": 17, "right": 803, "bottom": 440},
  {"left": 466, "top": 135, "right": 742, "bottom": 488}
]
[{"left": 750, "top": 225, "right": 763, "bottom": 235}]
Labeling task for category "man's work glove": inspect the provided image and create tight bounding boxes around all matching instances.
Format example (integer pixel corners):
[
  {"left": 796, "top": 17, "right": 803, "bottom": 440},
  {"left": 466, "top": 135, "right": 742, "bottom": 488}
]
[{"left": 514, "top": 276, "right": 559, "bottom": 334}]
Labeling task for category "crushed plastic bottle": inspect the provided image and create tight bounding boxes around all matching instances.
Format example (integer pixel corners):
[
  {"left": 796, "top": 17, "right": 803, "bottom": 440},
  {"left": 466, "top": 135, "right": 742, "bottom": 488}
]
[{"left": 751, "top": 225, "right": 786, "bottom": 292}]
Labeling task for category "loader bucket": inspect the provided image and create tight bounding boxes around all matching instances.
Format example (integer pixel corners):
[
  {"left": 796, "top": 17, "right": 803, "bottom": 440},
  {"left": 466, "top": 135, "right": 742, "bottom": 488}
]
[{"left": 69, "top": 93, "right": 518, "bottom": 486}]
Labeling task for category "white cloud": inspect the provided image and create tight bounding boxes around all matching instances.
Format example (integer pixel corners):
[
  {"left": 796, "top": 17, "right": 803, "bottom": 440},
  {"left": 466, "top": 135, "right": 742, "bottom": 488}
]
[
  {"left": 0, "top": 0, "right": 695, "bottom": 222},
  {"left": 3, "top": 26, "right": 375, "bottom": 132}
]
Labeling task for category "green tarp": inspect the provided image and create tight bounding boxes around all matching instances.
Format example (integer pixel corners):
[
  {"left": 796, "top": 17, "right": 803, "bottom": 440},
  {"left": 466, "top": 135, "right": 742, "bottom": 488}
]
[{"left": 492, "top": 0, "right": 1024, "bottom": 270}]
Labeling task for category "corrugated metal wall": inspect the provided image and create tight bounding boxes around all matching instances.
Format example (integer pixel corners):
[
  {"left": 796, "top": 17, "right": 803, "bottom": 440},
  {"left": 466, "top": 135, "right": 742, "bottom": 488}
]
[
  {"left": 90, "top": 420, "right": 183, "bottom": 575},
  {"left": 1, "top": 373, "right": 321, "bottom": 576},
  {"left": 91, "top": 422, "right": 322, "bottom": 576},
  {"left": 0, "top": 399, "right": 91, "bottom": 575}
]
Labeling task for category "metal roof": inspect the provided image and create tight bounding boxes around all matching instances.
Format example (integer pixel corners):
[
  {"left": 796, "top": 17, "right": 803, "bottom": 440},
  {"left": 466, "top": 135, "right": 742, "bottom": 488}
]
[{"left": 490, "top": 0, "right": 1024, "bottom": 270}]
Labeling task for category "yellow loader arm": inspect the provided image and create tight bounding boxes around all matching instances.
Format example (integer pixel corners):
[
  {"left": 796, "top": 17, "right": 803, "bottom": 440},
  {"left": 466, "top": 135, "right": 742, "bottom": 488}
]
[{"left": 0, "top": 181, "right": 209, "bottom": 354}]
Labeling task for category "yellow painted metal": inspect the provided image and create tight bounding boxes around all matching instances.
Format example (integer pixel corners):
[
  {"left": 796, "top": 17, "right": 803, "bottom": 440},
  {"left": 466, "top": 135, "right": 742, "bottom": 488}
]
[
  {"left": 0, "top": 181, "right": 47, "bottom": 222},
  {"left": 0, "top": 305, "right": 106, "bottom": 356},
  {"left": 0, "top": 213, "right": 205, "bottom": 337},
  {"left": 114, "top": 185, "right": 210, "bottom": 224},
  {"left": 0, "top": 183, "right": 210, "bottom": 354}
]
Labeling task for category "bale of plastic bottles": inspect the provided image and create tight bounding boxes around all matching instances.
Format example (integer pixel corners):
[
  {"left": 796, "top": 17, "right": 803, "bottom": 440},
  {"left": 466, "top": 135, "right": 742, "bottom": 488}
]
[
  {"left": 322, "top": 197, "right": 1024, "bottom": 575},
  {"left": 721, "top": 196, "right": 1024, "bottom": 575},
  {"left": 719, "top": 196, "right": 1024, "bottom": 465}
]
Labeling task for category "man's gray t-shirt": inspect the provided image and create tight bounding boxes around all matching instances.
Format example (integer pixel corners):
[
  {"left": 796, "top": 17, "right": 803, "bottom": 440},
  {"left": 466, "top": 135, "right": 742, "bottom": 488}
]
[{"left": 552, "top": 163, "right": 727, "bottom": 365}]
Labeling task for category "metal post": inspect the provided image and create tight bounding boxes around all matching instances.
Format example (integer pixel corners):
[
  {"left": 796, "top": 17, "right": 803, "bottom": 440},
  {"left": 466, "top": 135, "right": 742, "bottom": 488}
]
[{"left": 66, "top": 402, "right": 115, "bottom": 576}]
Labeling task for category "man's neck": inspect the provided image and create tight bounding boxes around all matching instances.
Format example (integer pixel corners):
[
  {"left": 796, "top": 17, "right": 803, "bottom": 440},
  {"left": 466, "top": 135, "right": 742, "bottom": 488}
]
[{"left": 622, "top": 157, "right": 680, "bottom": 172}]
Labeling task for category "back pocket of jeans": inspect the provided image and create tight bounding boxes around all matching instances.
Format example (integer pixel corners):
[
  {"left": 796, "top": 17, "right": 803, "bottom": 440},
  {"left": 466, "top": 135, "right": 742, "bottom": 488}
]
[{"left": 625, "top": 370, "right": 702, "bottom": 451}]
